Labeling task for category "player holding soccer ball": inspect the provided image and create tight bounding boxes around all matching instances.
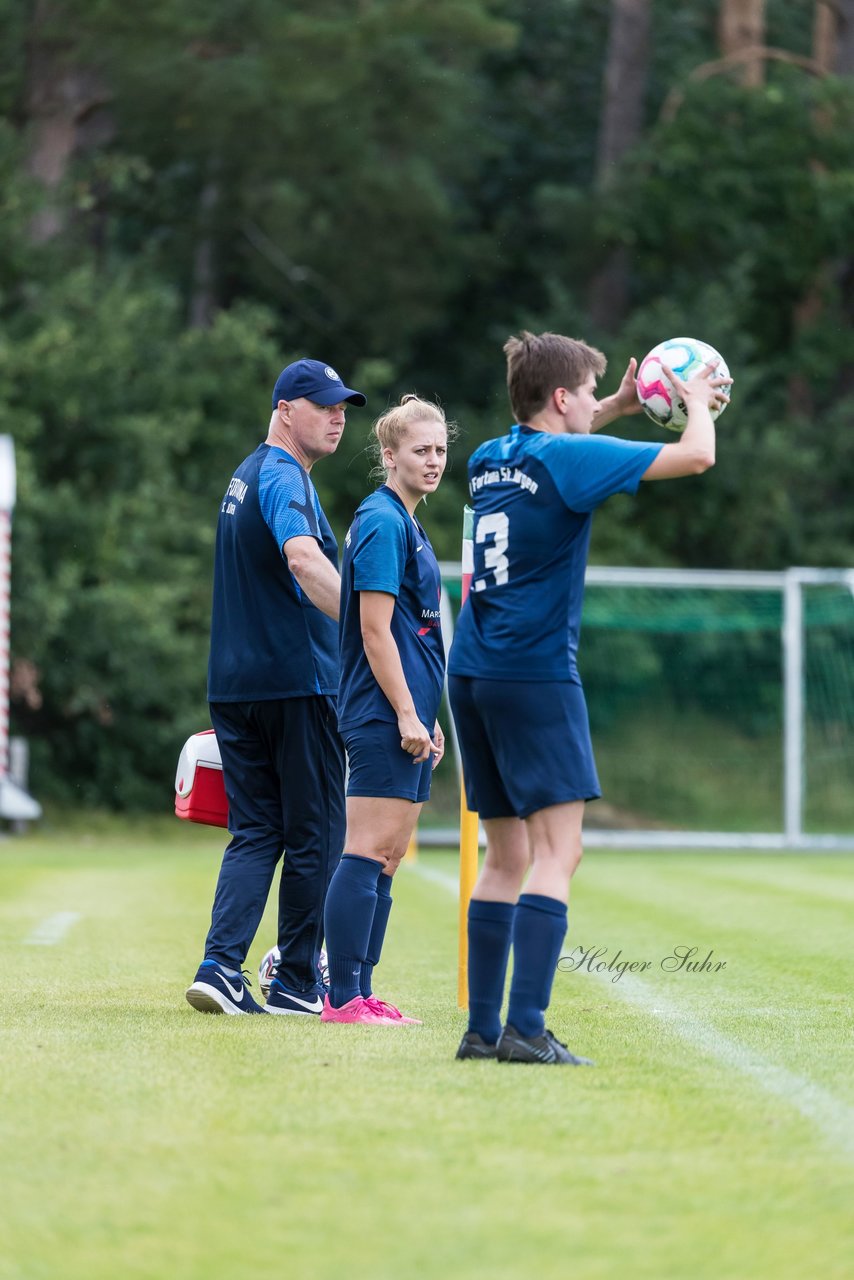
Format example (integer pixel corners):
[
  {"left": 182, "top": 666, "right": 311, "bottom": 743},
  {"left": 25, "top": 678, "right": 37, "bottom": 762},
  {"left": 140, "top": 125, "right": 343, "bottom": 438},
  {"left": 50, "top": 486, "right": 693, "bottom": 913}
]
[{"left": 449, "top": 331, "right": 730, "bottom": 1064}]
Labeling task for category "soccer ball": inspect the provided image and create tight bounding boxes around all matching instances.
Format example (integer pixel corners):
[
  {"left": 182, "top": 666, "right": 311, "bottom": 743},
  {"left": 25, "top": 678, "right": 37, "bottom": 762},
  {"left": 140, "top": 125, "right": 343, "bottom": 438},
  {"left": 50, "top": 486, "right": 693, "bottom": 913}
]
[
  {"left": 636, "top": 337, "right": 730, "bottom": 432},
  {"left": 258, "top": 945, "right": 329, "bottom": 997}
]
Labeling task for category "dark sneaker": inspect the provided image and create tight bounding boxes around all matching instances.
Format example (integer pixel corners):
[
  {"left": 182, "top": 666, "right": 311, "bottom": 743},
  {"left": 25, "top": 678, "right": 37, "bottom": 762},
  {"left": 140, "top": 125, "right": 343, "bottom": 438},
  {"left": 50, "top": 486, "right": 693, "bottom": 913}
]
[
  {"left": 186, "top": 961, "right": 264, "bottom": 1015},
  {"left": 456, "top": 1031, "right": 499, "bottom": 1060},
  {"left": 496, "top": 1024, "right": 594, "bottom": 1066},
  {"left": 264, "top": 979, "right": 324, "bottom": 1016}
]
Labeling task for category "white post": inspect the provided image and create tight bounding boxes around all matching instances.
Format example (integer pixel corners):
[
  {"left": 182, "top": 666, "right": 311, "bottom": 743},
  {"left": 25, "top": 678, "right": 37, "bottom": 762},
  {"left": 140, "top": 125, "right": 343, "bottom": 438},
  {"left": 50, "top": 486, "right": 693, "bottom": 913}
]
[
  {"left": 438, "top": 583, "right": 462, "bottom": 776},
  {"left": 0, "top": 437, "right": 16, "bottom": 782},
  {"left": 0, "top": 438, "right": 41, "bottom": 826},
  {"left": 782, "top": 570, "right": 804, "bottom": 845}
]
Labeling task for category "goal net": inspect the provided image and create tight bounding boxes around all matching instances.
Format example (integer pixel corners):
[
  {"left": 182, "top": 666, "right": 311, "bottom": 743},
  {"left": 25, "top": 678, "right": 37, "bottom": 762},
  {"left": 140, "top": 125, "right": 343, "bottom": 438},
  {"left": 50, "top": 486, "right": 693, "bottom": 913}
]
[{"left": 439, "top": 566, "right": 854, "bottom": 850}]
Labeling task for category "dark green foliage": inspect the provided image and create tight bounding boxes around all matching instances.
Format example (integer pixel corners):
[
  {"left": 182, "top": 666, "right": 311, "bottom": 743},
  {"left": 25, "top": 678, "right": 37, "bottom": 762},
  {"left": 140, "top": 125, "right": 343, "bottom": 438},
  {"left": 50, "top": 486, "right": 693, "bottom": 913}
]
[
  {"left": 4, "top": 264, "right": 280, "bottom": 805},
  {"left": 593, "top": 74, "right": 854, "bottom": 568},
  {"left": 2, "top": 0, "right": 852, "bottom": 807},
  {"left": 65, "top": 0, "right": 515, "bottom": 367}
]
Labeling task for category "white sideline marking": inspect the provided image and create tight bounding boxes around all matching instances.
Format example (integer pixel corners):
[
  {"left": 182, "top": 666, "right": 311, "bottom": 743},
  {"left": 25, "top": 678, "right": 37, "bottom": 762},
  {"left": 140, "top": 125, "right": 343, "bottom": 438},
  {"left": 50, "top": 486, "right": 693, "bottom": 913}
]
[
  {"left": 407, "top": 861, "right": 854, "bottom": 1162},
  {"left": 597, "top": 973, "right": 854, "bottom": 1162},
  {"left": 404, "top": 862, "right": 459, "bottom": 895},
  {"left": 23, "top": 911, "right": 81, "bottom": 946}
]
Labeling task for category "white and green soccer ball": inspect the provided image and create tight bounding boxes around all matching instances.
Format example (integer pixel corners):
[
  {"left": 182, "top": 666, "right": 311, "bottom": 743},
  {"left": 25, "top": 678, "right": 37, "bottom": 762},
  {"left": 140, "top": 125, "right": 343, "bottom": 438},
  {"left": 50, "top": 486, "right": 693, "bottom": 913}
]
[{"left": 637, "top": 337, "right": 730, "bottom": 432}]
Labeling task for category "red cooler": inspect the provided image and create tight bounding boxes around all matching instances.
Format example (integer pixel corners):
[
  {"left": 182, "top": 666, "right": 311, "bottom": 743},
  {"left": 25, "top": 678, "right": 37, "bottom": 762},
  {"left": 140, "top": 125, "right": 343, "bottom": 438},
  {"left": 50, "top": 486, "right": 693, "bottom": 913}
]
[{"left": 175, "top": 729, "right": 229, "bottom": 827}]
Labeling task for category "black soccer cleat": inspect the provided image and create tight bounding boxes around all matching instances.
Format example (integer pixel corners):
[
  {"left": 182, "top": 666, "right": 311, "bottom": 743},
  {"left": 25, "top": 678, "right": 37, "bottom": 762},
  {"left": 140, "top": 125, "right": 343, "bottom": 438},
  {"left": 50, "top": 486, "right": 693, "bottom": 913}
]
[
  {"left": 455, "top": 1031, "right": 499, "bottom": 1060},
  {"left": 496, "top": 1024, "right": 594, "bottom": 1066}
]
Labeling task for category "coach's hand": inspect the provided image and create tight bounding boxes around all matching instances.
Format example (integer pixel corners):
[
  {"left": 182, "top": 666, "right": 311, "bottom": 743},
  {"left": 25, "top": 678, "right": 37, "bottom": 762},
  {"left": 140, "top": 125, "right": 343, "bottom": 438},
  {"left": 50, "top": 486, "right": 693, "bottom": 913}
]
[{"left": 399, "top": 712, "right": 435, "bottom": 764}]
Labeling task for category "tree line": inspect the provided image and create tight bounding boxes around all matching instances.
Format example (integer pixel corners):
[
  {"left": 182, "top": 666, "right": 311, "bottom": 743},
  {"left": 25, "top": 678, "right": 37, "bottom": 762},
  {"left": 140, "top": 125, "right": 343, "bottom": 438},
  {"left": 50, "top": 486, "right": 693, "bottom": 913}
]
[{"left": 2, "top": 0, "right": 852, "bottom": 808}]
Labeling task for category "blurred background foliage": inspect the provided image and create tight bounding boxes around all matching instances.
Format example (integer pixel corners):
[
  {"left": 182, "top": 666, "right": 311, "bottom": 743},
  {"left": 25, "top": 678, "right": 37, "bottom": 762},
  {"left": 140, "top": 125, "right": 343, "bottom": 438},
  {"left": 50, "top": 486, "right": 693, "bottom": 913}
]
[{"left": 1, "top": 0, "right": 852, "bottom": 807}]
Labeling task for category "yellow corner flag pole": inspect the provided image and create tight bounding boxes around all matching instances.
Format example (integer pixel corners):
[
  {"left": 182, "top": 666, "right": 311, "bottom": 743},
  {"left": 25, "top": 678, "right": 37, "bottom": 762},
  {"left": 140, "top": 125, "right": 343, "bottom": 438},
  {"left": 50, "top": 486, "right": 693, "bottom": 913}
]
[
  {"left": 458, "top": 505, "right": 480, "bottom": 1008},
  {"left": 458, "top": 785, "right": 480, "bottom": 1008}
]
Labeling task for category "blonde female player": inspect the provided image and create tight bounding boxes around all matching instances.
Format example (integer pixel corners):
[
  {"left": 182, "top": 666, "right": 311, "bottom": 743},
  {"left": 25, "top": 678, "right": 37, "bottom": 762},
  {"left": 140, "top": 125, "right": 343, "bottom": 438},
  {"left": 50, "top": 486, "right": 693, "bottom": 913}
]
[{"left": 321, "top": 395, "right": 451, "bottom": 1025}]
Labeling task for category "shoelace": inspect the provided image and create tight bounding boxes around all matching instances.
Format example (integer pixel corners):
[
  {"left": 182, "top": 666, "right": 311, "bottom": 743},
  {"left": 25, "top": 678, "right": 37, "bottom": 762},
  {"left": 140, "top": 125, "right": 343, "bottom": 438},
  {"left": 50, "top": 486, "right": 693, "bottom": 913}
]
[{"left": 364, "top": 996, "right": 401, "bottom": 1019}]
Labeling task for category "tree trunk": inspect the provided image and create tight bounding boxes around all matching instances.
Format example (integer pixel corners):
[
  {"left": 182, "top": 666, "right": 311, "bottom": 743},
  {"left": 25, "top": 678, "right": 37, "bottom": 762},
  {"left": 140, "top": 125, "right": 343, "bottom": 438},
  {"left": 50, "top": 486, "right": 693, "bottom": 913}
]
[
  {"left": 24, "top": 0, "right": 112, "bottom": 243},
  {"left": 589, "top": 0, "right": 651, "bottom": 332},
  {"left": 189, "top": 172, "right": 220, "bottom": 329},
  {"left": 595, "top": 0, "right": 652, "bottom": 189},
  {"left": 786, "top": 0, "right": 854, "bottom": 414},
  {"left": 837, "top": 0, "right": 854, "bottom": 73},
  {"left": 814, "top": 0, "right": 854, "bottom": 73},
  {"left": 717, "top": 0, "right": 767, "bottom": 86},
  {"left": 832, "top": 2, "right": 854, "bottom": 394}
]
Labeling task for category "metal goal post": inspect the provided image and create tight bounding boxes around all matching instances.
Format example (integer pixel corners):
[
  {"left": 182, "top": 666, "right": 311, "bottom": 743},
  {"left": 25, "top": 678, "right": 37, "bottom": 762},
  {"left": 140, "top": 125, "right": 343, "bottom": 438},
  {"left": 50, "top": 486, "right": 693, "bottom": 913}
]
[{"left": 437, "top": 564, "right": 854, "bottom": 852}]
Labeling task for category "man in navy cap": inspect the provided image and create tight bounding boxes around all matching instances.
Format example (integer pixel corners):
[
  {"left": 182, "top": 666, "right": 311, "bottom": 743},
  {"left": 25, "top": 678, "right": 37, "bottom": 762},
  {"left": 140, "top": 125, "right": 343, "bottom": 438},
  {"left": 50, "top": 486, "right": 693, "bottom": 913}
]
[{"left": 187, "top": 359, "right": 367, "bottom": 1015}]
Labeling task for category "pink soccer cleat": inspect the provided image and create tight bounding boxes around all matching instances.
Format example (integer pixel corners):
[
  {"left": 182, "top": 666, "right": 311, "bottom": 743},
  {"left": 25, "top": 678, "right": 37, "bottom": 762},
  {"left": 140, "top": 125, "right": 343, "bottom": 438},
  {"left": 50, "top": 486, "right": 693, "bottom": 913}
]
[
  {"left": 320, "top": 995, "right": 402, "bottom": 1025},
  {"left": 366, "top": 997, "right": 422, "bottom": 1025}
]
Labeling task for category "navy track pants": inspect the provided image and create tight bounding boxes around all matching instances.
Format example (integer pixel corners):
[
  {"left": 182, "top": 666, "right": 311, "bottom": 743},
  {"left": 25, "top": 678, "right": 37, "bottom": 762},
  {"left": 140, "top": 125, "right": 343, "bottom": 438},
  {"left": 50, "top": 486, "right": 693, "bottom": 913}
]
[{"left": 205, "top": 696, "right": 346, "bottom": 991}]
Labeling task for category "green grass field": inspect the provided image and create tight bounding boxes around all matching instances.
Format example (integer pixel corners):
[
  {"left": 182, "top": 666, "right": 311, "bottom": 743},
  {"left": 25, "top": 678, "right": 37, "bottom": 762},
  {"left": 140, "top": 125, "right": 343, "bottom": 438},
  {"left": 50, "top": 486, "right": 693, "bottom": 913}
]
[{"left": 2, "top": 818, "right": 853, "bottom": 1280}]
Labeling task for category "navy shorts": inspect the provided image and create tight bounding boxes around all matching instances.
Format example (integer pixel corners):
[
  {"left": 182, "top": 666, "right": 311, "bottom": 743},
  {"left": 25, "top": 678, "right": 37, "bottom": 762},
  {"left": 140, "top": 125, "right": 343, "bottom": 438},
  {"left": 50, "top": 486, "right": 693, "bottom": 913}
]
[
  {"left": 343, "top": 719, "right": 434, "bottom": 803},
  {"left": 448, "top": 676, "right": 601, "bottom": 820}
]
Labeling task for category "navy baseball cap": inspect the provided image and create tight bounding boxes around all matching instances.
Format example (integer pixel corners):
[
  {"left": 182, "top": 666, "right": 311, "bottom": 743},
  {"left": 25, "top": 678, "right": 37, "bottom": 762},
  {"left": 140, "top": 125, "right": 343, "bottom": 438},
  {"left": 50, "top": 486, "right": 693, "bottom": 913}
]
[{"left": 271, "top": 358, "right": 367, "bottom": 409}]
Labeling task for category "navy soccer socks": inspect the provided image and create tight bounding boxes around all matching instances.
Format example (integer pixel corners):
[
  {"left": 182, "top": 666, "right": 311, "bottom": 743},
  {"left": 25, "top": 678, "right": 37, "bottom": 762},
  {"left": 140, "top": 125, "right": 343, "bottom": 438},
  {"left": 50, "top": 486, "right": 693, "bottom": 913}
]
[
  {"left": 360, "top": 870, "right": 393, "bottom": 998},
  {"left": 323, "top": 854, "right": 382, "bottom": 1008},
  {"left": 506, "top": 893, "right": 568, "bottom": 1038},
  {"left": 466, "top": 899, "right": 516, "bottom": 1045}
]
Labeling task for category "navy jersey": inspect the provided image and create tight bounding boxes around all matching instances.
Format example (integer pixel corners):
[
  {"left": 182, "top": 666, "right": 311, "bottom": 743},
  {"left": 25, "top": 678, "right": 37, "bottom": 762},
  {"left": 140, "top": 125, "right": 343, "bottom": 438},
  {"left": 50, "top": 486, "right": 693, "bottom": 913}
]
[
  {"left": 448, "top": 426, "right": 662, "bottom": 682},
  {"left": 208, "top": 443, "right": 339, "bottom": 701},
  {"left": 338, "top": 486, "right": 444, "bottom": 731}
]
